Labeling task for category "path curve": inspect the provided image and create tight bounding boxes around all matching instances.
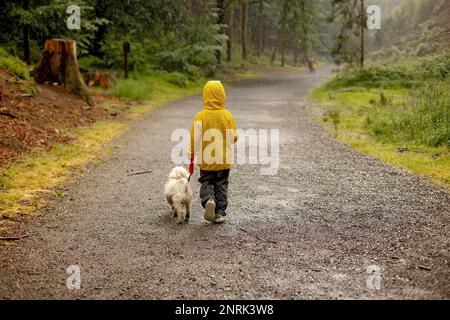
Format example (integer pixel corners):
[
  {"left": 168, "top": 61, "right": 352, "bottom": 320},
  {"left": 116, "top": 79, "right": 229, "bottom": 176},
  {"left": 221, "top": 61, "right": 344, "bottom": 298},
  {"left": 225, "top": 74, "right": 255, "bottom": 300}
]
[{"left": 1, "top": 67, "right": 449, "bottom": 299}]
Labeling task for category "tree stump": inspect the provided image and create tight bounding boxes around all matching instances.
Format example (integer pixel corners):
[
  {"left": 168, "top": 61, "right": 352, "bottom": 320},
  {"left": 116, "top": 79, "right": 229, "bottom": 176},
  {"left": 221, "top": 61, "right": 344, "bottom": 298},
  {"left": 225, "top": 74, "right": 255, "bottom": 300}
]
[
  {"left": 84, "top": 70, "right": 116, "bottom": 89},
  {"left": 35, "top": 39, "right": 94, "bottom": 106}
]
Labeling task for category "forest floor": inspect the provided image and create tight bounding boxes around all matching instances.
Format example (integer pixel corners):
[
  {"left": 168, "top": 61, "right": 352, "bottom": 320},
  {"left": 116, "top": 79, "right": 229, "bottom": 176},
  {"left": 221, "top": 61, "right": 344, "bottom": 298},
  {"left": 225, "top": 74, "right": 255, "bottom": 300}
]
[
  {"left": 1, "top": 67, "right": 449, "bottom": 299},
  {"left": 0, "top": 69, "right": 135, "bottom": 166}
]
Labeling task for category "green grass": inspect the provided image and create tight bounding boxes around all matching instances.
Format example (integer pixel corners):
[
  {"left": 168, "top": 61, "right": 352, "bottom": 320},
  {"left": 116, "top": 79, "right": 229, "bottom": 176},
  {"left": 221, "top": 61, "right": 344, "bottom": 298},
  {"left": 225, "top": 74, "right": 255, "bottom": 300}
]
[
  {"left": 107, "top": 71, "right": 204, "bottom": 101},
  {"left": 0, "top": 121, "right": 127, "bottom": 215},
  {"left": 370, "top": 83, "right": 449, "bottom": 147},
  {"left": 0, "top": 48, "right": 30, "bottom": 80},
  {"left": 311, "top": 57, "right": 450, "bottom": 188},
  {"left": 54, "top": 190, "right": 66, "bottom": 198},
  {"left": 108, "top": 77, "right": 154, "bottom": 100}
]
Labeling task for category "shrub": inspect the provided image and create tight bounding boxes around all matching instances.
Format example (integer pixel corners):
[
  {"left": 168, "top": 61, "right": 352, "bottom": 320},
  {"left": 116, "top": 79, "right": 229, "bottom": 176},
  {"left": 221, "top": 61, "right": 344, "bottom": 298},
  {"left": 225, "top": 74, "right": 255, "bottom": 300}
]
[
  {"left": 416, "top": 43, "right": 438, "bottom": 57},
  {"left": 324, "top": 51, "right": 450, "bottom": 90},
  {"left": 164, "top": 72, "right": 189, "bottom": 88},
  {"left": 78, "top": 56, "right": 107, "bottom": 70},
  {"left": 418, "top": 51, "right": 450, "bottom": 80},
  {"left": 324, "top": 65, "right": 417, "bottom": 90},
  {"left": 155, "top": 50, "right": 189, "bottom": 73},
  {"left": 0, "top": 47, "right": 30, "bottom": 79}
]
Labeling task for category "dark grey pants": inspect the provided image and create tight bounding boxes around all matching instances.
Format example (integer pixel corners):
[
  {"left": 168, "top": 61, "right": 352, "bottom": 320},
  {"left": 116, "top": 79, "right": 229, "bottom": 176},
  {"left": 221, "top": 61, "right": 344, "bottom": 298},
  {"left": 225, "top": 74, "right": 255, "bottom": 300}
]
[{"left": 198, "top": 169, "right": 230, "bottom": 216}]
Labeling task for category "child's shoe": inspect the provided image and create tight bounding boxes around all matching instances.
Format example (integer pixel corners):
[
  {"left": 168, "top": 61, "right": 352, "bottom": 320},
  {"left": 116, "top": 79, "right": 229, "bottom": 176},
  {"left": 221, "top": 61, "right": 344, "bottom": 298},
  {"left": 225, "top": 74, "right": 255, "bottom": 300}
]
[
  {"left": 204, "top": 199, "right": 216, "bottom": 222},
  {"left": 214, "top": 214, "right": 225, "bottom": 224}
]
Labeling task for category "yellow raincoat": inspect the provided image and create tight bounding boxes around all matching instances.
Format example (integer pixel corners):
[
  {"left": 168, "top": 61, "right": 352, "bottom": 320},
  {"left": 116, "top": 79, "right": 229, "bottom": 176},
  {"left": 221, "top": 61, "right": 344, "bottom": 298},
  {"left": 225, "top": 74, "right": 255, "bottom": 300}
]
[{"left": 189, "top": 81, "right": 238, "bottom": 171}]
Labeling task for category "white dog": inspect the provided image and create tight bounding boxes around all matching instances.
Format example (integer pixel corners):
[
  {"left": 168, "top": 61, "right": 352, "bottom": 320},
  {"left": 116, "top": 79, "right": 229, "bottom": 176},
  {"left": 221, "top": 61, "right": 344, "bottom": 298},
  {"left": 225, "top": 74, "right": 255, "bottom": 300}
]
[{"left": 164, "top": 166, "right": 193, "bottom": 224}]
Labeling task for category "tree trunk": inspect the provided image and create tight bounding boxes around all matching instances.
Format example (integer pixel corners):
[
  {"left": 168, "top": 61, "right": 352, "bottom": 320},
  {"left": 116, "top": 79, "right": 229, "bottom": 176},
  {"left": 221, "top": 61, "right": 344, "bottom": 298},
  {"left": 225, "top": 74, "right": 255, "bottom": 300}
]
[
  {"left": 234, "top": 7, "right": 240, "bottom": 57},
  {"left": 360, "top": 0, "right": 365, "bottom": 67},
  {"left": 257, "top": 0, "right": 264, "bottom": 57},
  {"left": 226, "top": 7, "right": 232, "bottom": 62},
  {"left": 216, "top": 0, "right": 226, "bottom": 68},
  {"left": 270, "top": 46, "right": 277, "bottom": 64},
  {"left": 241, "top": 1, "right": 248, "bottom": 60},
  {"left": 22, "top": 0, "right": 30, "bottom": 65},
  {"left": 35, "top": 39, "right": 94, "bottom": 106},
  {"left": 279, "top": 1, "right": 289, "bottom": 67},
  {"left": 280, "top": 24, "right": 286, "bottom": 67}
]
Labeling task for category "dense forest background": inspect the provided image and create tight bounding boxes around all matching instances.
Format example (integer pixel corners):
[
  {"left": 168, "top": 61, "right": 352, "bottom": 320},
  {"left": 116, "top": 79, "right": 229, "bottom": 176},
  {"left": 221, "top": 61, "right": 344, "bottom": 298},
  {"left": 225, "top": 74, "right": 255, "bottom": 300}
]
[{"left": 0, "top": 0, "right": 448, "bottom": 77}]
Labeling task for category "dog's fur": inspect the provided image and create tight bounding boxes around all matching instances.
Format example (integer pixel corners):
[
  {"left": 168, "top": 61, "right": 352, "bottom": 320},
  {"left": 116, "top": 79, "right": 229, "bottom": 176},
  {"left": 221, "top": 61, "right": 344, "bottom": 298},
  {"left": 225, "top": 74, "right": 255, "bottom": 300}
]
[{"left": 164, "top": 166, "right": 193, "bottom": 224}]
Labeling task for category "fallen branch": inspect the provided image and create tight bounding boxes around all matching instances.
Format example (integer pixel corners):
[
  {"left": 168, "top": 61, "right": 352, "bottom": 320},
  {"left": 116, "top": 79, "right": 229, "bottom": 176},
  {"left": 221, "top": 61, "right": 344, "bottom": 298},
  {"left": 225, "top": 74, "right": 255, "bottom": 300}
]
[
  {"left": 418, "top": 265, "right": 432, "bottom": 271},
  {"left": 0, "top": 234, "right": 29, "bottom": 241},
  {"left": 127, "top": 170, "right": 153, "bottom": 177},
  {"left": 0, "top": 111, "right": 16, "bottom": 118}
]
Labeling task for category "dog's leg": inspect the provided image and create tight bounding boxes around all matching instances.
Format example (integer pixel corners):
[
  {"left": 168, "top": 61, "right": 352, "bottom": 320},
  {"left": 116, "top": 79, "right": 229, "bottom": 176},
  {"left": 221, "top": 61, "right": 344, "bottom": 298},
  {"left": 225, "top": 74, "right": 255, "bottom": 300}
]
[
  {"left": 175, "top": 207, "right": 184, "bottom": 224},
  {"left": 185, "top": 202, "right": 191, "bottom": 222},
  {"left": 173, "top": 195, "right": 184, "bottom": 223},
  {"left": 167, "top": 195, "right": 176, "bottom": 213}
]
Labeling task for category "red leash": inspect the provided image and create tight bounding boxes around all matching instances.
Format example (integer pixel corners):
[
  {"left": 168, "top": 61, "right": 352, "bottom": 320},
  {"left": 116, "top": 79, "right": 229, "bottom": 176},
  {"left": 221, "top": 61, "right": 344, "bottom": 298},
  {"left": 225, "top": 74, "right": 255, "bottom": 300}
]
[{"left": 188, "top": 155, "right": 194, "bottom": 181}]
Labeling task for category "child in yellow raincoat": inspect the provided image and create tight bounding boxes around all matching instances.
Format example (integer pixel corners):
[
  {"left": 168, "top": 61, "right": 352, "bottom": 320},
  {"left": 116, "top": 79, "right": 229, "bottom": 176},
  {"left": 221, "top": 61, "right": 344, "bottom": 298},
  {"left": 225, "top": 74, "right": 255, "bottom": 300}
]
[{"left": 189, "top": 81, "right": 238, "bottom": 223}]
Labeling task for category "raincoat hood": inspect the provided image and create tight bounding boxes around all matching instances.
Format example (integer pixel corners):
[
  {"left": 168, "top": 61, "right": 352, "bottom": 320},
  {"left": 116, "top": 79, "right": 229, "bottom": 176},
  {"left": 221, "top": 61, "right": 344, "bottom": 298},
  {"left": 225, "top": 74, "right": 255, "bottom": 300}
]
[
  {"left": 203, "top": 81, "right": 226, "bottom": 110},
  {"left": 189, "top": 80, "right": 238, "bottom": 171}
]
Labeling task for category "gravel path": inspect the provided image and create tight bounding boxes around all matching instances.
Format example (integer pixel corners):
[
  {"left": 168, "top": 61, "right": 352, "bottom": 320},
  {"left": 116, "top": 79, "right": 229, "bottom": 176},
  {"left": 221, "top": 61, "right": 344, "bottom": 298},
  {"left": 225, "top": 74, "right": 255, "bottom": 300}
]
[{"left": 1, "top": 67, "right": 449, "bottom": 299}]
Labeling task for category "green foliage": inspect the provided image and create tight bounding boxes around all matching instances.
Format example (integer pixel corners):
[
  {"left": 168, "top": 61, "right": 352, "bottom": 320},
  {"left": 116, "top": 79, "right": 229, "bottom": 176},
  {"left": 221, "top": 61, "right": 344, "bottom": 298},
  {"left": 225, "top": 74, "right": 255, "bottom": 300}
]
[
  {"left": 1, "top": 0, "right": 107, "bottom": 58},
  {"left": 101, "top": 39, "right": 152, "bottom": 71},
  {"left": 0, "top": 48, "right": 30, "bottom": 79},
  {"left": 317, "top": 53, "right": 450, "bottom": 149},
  {"left": 370, "top": 83, "right": 450, "bottom": 147},
  {"left": 313, "top": 83, "right": 450, "bottom": 187},
  {"left": 108, "top": 76, "right": 153, "bottom": 101},
  {"left": 324, "top": 65, "right": 417, "bottom": 89},
  {"left": 155, "top": 50, "right": 189, "bottom": 73},
  {"left": 322, "top": 109, "right": 341, "bottom": 131},
  {"left": 368, "top": 0, "right": 445, "bottom": 59},
  {"left": 0, "top": 0, "right": 338, "bottom": 79},
  {"left": 328, "top": 0, "right": 365, "bottom": 65},
  {"left": 164, "top": 72, "right": 189, "bottom": 88},
  {"left": 98, "top": 38, "right": 216, "bottom": 78},
  {"left": 418, "top": 51, "right": 450, "bottom": 81},
  {"left": 324, "top": 51, "right": 450, "bottom": 90},
  {"left": 78, "top": 55, "right": 106, "bottom": 70},
  {"left": 415, "top": 43, "right": 439, "bottom": 57},
  {"left": 54, "top": 190, "right": 66, "bottom": 197}
]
